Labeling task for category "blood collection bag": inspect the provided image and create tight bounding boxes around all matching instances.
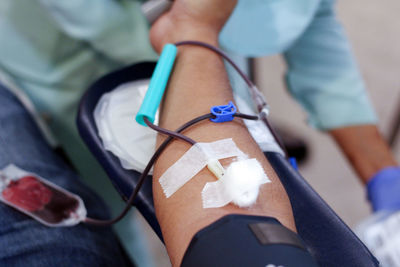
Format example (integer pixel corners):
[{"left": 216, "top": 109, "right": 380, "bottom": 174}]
[{"left": 0, "top": 165, "right": 86, "bottom": 227}]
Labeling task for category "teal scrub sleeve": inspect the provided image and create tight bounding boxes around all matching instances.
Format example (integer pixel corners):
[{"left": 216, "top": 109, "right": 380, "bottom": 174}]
[
  {"left": 284, "top": 0, "right": 377, "bottom": 130},
  {"left": 37, "top": 0, "right": 157, "bottom": 63}
]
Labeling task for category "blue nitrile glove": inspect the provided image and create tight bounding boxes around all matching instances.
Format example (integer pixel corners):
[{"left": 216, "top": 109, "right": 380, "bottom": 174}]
[{"left": 367, "top": 167, "right": 400, "bottom": 212}]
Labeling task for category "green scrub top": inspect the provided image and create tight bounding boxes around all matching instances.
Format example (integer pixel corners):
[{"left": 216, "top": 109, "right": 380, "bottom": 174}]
[{"left": 0, "top": 0, "right": 158, "bottom": 204}]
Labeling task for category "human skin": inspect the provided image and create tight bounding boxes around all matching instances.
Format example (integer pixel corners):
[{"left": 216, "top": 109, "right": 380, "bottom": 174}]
[
  {"left": 150, "top": 1, "right": 296, "bottom": 266},
  {"left": 330, "top": 125, "right": 398, "bottom": 183}
]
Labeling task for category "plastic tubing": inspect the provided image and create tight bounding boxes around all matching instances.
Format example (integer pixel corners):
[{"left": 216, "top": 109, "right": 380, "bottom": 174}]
[{"left": 136, "top": 44, "right": 177, "bottom": 126}]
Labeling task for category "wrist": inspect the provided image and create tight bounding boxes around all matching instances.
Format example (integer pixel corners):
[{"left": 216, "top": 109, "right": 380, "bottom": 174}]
[
  {"left": 329, "top": 125, "right": 398, "bottom": 183},
  {"left": 170, "top": 24, "right": 219, "bottom": 44},
  {"left": 151, "top": 19, "right": 219, "bottom": 53},
  {"left": 149, "top": 0, "right": 237, "bottom": 53}
]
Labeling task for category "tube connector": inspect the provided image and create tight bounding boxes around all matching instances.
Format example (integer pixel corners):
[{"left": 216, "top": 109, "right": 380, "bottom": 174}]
[{"left": 206, "top": 160, "right": 225, "bottom": 180}]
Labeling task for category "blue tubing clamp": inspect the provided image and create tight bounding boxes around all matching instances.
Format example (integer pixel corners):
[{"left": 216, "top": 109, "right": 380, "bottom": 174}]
[{"left": 210, "top": 101, "right": 237, "bottom": 123}]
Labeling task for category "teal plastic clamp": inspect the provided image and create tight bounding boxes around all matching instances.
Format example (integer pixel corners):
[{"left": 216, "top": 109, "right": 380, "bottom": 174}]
[{"left": 136, "top": 44, "right": 177, "bottom": 126}]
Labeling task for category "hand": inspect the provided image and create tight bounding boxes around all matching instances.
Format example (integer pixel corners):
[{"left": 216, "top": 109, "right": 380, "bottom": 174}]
[
  {"left": 367, "top": 167, "right": 400, "bottom": 212},
  {"left": 150, "top": 0, "right": 237, "bottom": 52}
]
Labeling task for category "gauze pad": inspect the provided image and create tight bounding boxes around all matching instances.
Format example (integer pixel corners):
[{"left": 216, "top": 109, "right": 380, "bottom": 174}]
[
  {"left": 159, "top": 138, "right": 246, "bottom": 198},
  {"left": 94, "top": 79, "right": 157, "bottom": 173},
  {"left": 202, "top": 158, "right": 270, "bottom": 208}
]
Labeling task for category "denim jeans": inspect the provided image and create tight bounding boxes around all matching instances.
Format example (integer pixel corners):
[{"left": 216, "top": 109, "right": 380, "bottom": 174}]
[{"left": 0, "top": 84, "right": 133, "bottom": 266}]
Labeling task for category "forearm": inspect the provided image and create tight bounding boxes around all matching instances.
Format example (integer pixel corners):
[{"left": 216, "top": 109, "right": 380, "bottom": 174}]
[
  {"left": 330, "top": 124, "right": 398, "bottom": 183},
  {"left": 152, "top": 35, "right": 295, "bottom": 266}
]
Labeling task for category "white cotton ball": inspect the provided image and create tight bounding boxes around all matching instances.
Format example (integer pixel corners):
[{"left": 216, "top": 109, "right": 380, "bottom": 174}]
[
  {"left": 231, "top": 187, "right": 260, "bottom": 208},
  {"left": 222, "top": 158, "right": 270, "bottom": 207}
]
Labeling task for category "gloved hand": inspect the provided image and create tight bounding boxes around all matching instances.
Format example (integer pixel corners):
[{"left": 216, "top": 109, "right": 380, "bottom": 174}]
[{"left": 367, "top": 167, "right": 400, "bottom": 212}]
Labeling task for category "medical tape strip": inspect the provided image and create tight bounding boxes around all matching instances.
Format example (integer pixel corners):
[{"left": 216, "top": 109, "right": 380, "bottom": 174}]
[
  {"left": 202, "top": 158, "right": 271, "bottom": 209},
  {"left": 202, "top": 180, "right": 232, "bottom": 208},
  {"left": 159, "top": 138, "right": 246, "bottom": 198}
]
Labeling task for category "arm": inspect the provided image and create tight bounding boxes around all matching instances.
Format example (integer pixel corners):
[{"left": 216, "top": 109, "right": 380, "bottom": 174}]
[
  {"left": 283, "top": 0, "right": 397, "bottom": 183},
  {"left": 150, "top": 1, "right": 295, "bottom": 265},
  {"left": 330, "top": 125, "right": 397, "bottom": 183},
  {"left": 36, "top": 0, "right": 156, "bottom": 63}
]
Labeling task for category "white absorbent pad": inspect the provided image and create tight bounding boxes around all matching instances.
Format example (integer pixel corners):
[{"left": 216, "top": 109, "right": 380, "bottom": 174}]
[
  {"left": 94, "top": 80, "right": 283, "bottom": 174},
  {"left": 94, "top": 79, "right": 157, "bottom": 173},
  {"left": 159, "top": 138, "right": 246, "bottom": 198}
]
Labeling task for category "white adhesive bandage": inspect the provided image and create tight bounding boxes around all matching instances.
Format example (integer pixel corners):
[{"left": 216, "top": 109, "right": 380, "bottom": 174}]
[
  {"left": 159, "top": 138, "right": 246, "bottom": 198},
  {"left": 202, "top": 158, "right": 270, "bottom": 208}
]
